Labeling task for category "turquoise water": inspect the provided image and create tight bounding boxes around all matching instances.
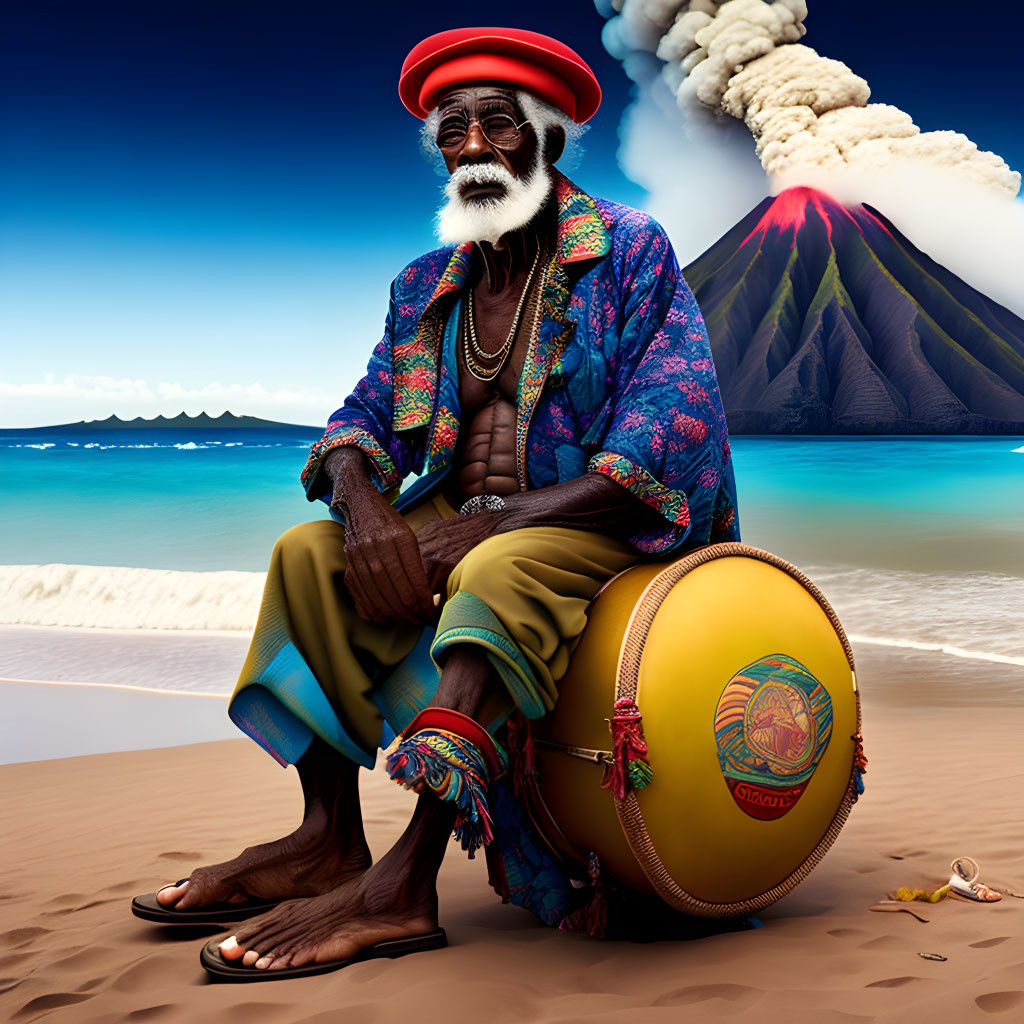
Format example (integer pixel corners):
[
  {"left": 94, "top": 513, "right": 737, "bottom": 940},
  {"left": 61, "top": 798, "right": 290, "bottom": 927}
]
[
  {"left": 732, "top": 435, "right": 1024, "bottom": 577},
  {"left": 0, "top": 432, "right": 329, "bottom": 571},
  {"left": 2, "top": 432, "right": 1021, "bottom": 575},
  {"left": 2, "top": 430, "right": 1023, "bottom": 695}
]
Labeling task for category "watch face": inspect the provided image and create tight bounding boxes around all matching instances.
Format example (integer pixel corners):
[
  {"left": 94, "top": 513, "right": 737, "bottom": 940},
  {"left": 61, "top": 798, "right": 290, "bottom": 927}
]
[{"left": 460, "top": 494, "right": 506, "bottom": 515}]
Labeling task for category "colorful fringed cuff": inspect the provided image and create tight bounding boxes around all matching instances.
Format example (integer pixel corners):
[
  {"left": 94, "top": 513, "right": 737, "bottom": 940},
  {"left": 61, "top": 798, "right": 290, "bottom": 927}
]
[{"left": 385, "top": 707, "right": 508, "bottom": 857}]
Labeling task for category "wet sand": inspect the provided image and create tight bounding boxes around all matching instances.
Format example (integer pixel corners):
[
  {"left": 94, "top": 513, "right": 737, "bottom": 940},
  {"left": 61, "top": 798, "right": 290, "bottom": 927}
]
[{"left": 1, "top": 645, "right": 1022, "bottom": 1023}]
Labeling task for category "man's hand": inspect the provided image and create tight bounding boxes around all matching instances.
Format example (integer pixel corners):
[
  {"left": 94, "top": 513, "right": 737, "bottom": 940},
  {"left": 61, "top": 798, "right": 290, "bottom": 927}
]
[
  {"left": 416, "top": 513, "right": 504, "bottom": 595},
  {"left": 323, "top": 447, "right": 436, "bottom": 625}
]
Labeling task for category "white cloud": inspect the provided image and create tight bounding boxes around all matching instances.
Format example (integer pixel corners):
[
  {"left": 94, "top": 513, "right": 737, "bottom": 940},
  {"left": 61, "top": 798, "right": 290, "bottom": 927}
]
[{"left": 0, "top": 375, "right": 332, "bottom": 428}]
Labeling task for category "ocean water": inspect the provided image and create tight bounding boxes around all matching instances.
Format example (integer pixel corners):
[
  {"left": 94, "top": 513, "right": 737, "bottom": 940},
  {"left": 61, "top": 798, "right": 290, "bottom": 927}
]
[
  {"left": 0, "top": 430, "right": 327, "bottom": 571},
  {"left": 1, "top": 431, "right": 1023, "bottom": 682}
]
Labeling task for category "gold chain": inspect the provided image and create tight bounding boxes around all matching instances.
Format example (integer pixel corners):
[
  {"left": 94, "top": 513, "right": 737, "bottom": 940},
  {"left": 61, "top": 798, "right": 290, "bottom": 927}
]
[{"left": 462, "top": 243, "right": 542, "bottom": 382}]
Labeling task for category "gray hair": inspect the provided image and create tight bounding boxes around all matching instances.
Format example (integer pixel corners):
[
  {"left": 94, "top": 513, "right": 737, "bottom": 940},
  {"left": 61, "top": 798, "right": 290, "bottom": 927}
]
[{"left": 419, "top": 89, "right": 589, "bottom": 176}]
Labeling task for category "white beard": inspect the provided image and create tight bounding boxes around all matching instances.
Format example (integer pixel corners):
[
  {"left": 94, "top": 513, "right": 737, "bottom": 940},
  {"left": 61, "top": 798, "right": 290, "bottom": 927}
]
[{"left": 434, "top": 150, "right": 552, "bottom": 246}]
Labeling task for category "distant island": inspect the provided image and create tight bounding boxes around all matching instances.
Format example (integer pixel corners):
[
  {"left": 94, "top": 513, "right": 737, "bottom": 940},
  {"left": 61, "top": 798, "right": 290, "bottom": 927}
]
[{"left": 3, "top": 411, "right": 322, "bottom": 435}]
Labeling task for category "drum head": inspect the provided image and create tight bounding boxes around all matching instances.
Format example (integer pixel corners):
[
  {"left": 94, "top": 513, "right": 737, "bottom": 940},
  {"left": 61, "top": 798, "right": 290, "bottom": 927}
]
[{"left": 535, "top": 543, "right": 861, "bottom": 918}]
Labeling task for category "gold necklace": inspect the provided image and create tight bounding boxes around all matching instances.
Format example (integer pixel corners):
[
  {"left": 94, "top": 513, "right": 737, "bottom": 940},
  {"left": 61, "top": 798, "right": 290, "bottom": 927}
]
[{"left": 462, "top": 244, "right": 542, "bottom": 382}]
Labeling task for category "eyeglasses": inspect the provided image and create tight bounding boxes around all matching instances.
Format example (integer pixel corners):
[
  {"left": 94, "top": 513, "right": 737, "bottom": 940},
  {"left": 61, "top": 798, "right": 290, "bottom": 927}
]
[{"left": 434, "top": 112, "right": 530, "bottom": 151}]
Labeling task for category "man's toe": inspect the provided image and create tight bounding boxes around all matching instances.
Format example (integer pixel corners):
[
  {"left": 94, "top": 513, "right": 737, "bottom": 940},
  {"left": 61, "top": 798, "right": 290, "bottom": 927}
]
[
  {"left": 155, "top": 880, "right": 188, "bottom": 906},
  {"left": 270, "top": 949, "right": 295, "bottom": 970},
  {"left": 218, "top": 936, "right": 246, "bottom": 961}
]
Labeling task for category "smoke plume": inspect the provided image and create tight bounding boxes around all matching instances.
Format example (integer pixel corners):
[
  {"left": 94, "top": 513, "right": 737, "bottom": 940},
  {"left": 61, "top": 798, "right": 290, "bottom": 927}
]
[
  {"left": 601, "top": 0, "right": 1020, "bottom": 196},
  {"left": 597, "top": 0, "right": 1024, "bottom": 315}
]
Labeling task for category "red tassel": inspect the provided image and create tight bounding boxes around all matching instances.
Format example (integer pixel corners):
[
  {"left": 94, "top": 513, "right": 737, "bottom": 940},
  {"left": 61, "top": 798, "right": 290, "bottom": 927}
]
[
  {"left": 851, "top": 730, "right": 868, "bottom": 802},
  {"left": 601, "top": 698, "right": 652, "bottom": 800},
  {"left": 559, "top": 852, "right": 608, "bottom": 939},
  {"left": 852, "top": 731, "right": 868, "bottom": 773},
  {"left": 580, "top": 852, "right": 608, "bottom": 938},
  {"left": 504, "top": 712, "right": 538, "bottom": 797}
]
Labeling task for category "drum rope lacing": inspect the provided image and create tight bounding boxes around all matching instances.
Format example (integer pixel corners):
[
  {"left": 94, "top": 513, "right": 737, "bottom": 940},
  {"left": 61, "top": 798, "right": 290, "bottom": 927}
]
[
  {"left": 611, "top": 541, "right": 863, "bottom": 918},
  {"left": 535, "top": 541, "right": 865, "bottom": 919}
]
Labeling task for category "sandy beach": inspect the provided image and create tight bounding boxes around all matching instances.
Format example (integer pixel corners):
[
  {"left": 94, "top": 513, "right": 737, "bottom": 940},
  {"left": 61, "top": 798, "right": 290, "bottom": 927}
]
[{"left": 1, "top": 642, "right": 1022, "bottom": 1024}]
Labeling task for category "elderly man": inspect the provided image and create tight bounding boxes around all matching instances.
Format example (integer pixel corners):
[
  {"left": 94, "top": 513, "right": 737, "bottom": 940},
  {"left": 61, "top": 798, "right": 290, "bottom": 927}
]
[{"left": 132, "top": 27, "right": 739, "bottom": 979}]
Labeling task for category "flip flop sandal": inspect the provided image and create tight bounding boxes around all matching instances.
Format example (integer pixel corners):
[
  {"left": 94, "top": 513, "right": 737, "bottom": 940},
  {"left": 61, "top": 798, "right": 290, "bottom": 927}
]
[
  {"left": 946, "top": 857, "right": 1003, "bottom": 903},
  {"left": 948, "top": 881, "right": 1002, "bottom": 903},
  {"left": 199, "top": 928, "right": 448, "bottom": 982},
  {"left": 131, "top": 880, "right": 282, "bottom": 926}
]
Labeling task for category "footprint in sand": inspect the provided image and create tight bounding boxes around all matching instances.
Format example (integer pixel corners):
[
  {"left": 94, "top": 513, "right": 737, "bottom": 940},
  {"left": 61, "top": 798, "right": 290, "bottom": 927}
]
[
  {"left": 53, "top": 945, "right": 116, "bottom": 972},
  {"left": 101, "top": 879, "right": 148, "bottom": 895},
  {"left": 975, "top": 991, "right": 1024, "bottom": 1014},
  {"left": 157, "top": 850, "right": 202, "bottom": 860},
  {"left": 44, "top": 892, "right": 87, "bottom": 907},
  {"left": 970, "top": 937, "right": 1010, "bottom": 949},
  {"left": 0, "top": 926, "right": 51, "bottom": 950},
  {"left": 865, "top": 976, "right": 921, "bottom": 988},
  {"left": 43, "top": 896, "right": 120, "bottom": 917},
  {"left": 13, "top": 992, "right": 93, "bottom": 1019},
  {"left": 126, "top": 1005, "right": 175, "bottom": 1021},
  {"left": 653, "top": 983, "right": 760, "bottom": 1007},
  {"left": 859, "top": 934, "right": 905, "bottom": 951},
  {"left": 111, "top": 957, "right": 183, "bottom": 995},
  {"left": 827, "top": 927, "right": 865, "bottom": 939}
]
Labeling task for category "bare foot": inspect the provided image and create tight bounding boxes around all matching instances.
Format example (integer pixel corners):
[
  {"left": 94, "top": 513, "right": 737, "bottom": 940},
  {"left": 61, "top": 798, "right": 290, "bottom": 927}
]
[
  {"left": 156, "top": 806, "right": 371, "bottom": 911},
  {"left": 214, "top": 858, "right": 438, "bottom": 971}
]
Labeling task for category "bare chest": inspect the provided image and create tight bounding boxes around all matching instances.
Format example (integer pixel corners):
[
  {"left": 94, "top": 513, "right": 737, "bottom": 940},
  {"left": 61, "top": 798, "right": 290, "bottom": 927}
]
[
  {"left": 451, "top": 271, "right": 544, "bottom": 498},
  {"left": 456, "top": 281, "right": 535, "bottom": 410}
]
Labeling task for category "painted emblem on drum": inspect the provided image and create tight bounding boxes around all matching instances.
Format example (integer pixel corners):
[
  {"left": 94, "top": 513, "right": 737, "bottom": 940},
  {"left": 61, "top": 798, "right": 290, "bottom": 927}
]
[{"left": 714, "top": 654, "right": 833, "bottom": 820}]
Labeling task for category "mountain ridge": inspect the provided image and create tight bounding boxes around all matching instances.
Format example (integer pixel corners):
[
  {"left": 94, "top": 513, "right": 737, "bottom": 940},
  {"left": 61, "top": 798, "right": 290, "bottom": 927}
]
[
  {"left": 3, "top": 411, "right": 321, "bottom": 434},
  {"left": 683, "top": 185, "right": 1024, "bottom": 433}
]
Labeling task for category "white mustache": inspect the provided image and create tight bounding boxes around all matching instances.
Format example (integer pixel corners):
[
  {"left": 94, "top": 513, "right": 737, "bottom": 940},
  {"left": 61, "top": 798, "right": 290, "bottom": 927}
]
[
  {"left": 435, "top": 139, "right": 551, "bottom": 246},
  {"left": 445, "top": 162, "right": 517, "bottom": 197}
]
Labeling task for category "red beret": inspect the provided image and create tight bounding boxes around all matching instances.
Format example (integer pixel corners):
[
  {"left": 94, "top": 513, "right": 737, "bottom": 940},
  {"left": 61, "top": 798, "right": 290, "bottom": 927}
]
[{"left": 399, "top": 27, "right": 601, "bottom": 124}]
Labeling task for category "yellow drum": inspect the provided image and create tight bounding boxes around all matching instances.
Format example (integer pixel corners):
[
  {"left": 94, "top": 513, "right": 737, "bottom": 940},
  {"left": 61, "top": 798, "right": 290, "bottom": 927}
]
[{"left": 532, "top": 542, "right": 864, "bottom": 918}]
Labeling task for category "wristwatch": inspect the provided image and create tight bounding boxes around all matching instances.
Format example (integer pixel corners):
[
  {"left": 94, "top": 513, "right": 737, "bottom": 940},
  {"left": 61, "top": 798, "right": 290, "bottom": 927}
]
[{"left": 459, "top": 493, "right": 507, "bottom": 516}]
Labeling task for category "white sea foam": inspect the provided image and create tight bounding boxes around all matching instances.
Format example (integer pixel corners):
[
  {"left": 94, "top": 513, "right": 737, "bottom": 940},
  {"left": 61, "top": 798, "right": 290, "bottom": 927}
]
[
  {"left": 1, "top": 440, "right": 297, "bottom": 451},
  {"left": 0, "top": 564, "right": 264, "bottom": 631},
  {"left": 1, "top": 562, "right": 1022, "bottom": 676},
  {"left": 1013, "top": 445, "right": 1024, "bottom": 453},
  {"left": 846, "top": 634, "right": 1024, "bottom": 668},
  {"left": 805, "top": 564, "right": 1024, "bottom": 666},
  {"left": 0, "top": 675, "right": 229, "bottom": 698}
]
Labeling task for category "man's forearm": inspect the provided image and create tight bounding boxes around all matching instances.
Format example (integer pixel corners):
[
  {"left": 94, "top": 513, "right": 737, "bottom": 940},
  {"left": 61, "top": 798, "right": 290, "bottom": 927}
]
[
  {"left": 322, "top": 445, "right": 382, "bottom": 514},
  {"left": 495, "top": 472, "right": 667, "bottom": 539}
]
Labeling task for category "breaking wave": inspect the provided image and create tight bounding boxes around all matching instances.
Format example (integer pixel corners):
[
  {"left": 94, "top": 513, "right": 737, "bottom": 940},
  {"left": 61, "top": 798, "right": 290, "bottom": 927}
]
[
  {"left": 1, "top": 563, "right": 1022, "bottom": 673},
  {"left": 0, "top": 564, "right": 264, "bottom": 631},
  {"left": 806, "top": 564, "right": 1024, "bottom": 667}
]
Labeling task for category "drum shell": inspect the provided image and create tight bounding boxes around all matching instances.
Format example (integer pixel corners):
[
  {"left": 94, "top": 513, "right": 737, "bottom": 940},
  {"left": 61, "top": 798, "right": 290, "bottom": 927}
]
[{"left": 533, "top": 544, "right": 861, "bottom": 917}]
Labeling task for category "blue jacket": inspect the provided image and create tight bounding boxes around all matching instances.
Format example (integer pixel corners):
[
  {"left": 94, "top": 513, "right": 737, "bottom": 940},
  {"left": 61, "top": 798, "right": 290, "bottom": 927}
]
[{"left": 301, "top": 171, "right": 739, "bottom": 554}]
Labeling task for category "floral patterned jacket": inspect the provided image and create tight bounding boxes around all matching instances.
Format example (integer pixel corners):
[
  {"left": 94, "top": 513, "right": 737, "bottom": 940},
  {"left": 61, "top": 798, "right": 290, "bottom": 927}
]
[{"left": 300, "top": 171, "right": 739, "bottom": 554}]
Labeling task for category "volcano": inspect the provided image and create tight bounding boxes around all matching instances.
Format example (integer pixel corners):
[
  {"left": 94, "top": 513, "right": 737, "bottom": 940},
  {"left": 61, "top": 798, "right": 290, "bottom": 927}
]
[{"left": 683, "top": 185, "right": 1024, "bottom": 433}]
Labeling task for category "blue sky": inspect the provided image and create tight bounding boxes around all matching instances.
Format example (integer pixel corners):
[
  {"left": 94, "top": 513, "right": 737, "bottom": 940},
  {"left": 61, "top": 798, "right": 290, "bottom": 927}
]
[{"left": 2, "top": 0, "right": 1022, "bottom": 427}]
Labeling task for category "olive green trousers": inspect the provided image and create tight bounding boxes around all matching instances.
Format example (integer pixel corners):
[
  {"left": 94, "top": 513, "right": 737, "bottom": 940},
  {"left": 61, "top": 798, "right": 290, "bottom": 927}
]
[{"left": 228, "top": 495, "right": 640, "bottom": 769}]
